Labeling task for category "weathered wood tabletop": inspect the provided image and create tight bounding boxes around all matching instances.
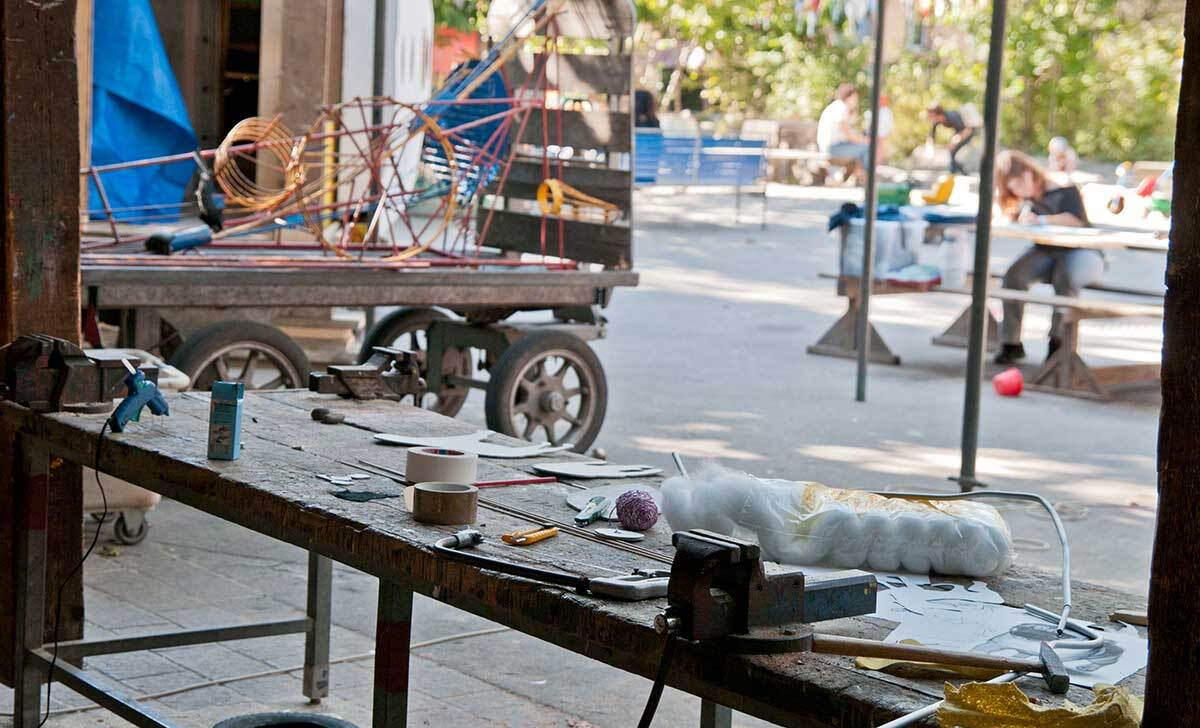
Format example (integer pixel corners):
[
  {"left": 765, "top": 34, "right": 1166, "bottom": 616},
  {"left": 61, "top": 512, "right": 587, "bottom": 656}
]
[
  {"left": 0, "top": 391, "right": 1147, "bottom": 727},
  {"left": 991, "top": 223, "right": 1168, "bottom": 252}
]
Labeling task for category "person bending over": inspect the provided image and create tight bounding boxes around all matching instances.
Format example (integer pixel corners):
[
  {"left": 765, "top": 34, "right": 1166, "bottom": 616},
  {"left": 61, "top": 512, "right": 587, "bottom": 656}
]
[
  {"left": 993, "top": 150, "right": 1103, "bottom": 365},
  {"left": 817, "top": 84, "right": 872, "bottom": 179},
  {"left": 927, "top": 103, "right": 978, "bottom": 175}
]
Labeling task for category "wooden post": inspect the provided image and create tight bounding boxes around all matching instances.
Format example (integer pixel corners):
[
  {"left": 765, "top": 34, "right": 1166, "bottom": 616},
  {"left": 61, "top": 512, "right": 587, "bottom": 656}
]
[
  {"left": 0, "top": 0, "right": 84, "bottom": 687},
  {"left": 1144, "top": 0, "right": 1200, "bottom": 722}
]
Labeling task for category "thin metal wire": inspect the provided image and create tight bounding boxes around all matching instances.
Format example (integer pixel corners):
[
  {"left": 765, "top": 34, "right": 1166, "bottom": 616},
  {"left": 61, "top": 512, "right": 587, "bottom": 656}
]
[{"left": 870, "top": 489, "right": 1072, "bottom": 634}]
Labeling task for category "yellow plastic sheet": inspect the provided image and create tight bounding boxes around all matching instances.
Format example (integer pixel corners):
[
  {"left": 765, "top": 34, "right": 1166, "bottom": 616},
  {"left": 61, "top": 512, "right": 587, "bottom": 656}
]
[{"left": 938, "top": 682, "right": 1143, "bottom": 728}]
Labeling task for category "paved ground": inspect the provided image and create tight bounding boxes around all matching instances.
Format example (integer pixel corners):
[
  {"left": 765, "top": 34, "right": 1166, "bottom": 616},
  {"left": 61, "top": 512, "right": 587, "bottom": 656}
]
[{"left": 1, "top": 183, "right": 1163, "bottom": 727}]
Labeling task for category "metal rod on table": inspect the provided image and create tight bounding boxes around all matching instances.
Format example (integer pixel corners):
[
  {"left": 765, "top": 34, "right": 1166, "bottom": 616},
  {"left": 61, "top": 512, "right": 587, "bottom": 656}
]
[
  {"left": 853, "top": 0, "right": 888, "bottom": 402},
  {"left": 957, "top": 0, "right": 1009, "bottom": 491},
  {"left": 872, "top": 489, "right": 1071, "bottom": 633}
]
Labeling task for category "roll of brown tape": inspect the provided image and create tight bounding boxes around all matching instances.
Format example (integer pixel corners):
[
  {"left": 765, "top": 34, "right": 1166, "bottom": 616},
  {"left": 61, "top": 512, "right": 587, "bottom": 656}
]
[
  {"left": 411, "top": 482, "right": 479, "bottom": 525},
  {"left": 406, "top": 446, "right": 478, "bottom": 485}
]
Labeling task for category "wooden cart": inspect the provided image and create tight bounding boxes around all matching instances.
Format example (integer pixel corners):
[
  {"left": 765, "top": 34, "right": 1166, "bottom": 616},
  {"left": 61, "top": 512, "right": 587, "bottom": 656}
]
[{"left": 81, "top": 0, "right": 638, "bottom": 453}]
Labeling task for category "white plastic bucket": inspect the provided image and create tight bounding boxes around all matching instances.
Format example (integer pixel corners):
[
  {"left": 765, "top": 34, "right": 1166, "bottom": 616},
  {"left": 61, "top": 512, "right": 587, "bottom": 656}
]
[
  {"left": 940, "top": 228, "right": 970, "bottom": 288},
  {"left": 841, "top": 219, "right": 914, "bottom": 277}
]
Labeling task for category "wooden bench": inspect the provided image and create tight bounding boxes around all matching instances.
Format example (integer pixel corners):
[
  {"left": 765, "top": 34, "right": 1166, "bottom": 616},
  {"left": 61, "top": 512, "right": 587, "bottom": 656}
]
[
  {"left": 634, "top": 131, "right": 770, "bottom": 227},
  {"left": 808, "top": 275, "right": 1163, "bottom": 399},
  {"left": 763, "top": 147, "right": 858, "bottom": 186},
  {"left": 940, "top": 286, "right": 1163, "bottom": 399}
]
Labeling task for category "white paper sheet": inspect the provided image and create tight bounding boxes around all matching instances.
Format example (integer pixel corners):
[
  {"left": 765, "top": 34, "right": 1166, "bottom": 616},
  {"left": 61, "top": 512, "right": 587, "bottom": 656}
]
[{"left": 876, "top": 576, "right": 1147, "bottom": 688}]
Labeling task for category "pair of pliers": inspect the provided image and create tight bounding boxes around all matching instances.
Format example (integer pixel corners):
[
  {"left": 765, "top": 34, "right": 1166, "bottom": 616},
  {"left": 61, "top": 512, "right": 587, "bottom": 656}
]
[{"left": 501, "top": 524, "right": 559, "bottom": 546}]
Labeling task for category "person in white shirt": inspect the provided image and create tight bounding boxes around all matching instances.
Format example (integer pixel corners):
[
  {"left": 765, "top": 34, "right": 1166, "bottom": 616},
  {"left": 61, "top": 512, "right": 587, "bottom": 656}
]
[
  {"left": 817, "top": 83, "right": 871, "bottom": 176},
  {"left": 1047, "top": 136, "right": 1077, "bottom": 174},
  {"left": 865, "top": 94, "right": 894, "bottom": 164}
]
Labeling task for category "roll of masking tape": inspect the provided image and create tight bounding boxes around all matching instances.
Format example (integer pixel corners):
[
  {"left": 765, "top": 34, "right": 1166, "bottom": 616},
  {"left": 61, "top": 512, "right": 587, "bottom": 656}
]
[
  {"left": 411, "top": 482, "right": 479, "bottom": 525},
  {"left": 405, "top": 446, "right": 478, "bottom": 485}
]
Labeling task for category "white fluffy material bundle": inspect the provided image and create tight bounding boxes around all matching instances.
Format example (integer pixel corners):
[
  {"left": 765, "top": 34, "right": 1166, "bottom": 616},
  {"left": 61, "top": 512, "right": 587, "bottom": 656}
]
[{"left": 661, "top": 464, "right": 1013, "bottom": 577}]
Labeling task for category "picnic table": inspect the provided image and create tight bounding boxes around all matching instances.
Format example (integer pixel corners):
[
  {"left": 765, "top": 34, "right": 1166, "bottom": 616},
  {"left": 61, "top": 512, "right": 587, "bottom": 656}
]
[
  {"left": 3, "top": 390, "right": 1147, "bottom": 727},
  {"left": 990, "top": 223, "right": 1169, "bottom": 253},
  {"left": 809, "top": 216, "right": 1166, "bottom": 398}
]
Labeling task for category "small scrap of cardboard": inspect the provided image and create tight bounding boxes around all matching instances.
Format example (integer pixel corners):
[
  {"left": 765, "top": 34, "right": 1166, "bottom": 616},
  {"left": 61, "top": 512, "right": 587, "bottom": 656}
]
[
  {"left": 938, "top": 681, "right": 1143, "bottom": 727},
  {"left": 855, "top": 639, "right": 1005, "bottom": 681}
]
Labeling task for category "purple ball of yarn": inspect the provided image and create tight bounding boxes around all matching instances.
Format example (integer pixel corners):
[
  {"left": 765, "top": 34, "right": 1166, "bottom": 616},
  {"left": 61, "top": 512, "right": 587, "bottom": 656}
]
[{"left": 615, "top": 490, "right": 659, "bottom": 531}]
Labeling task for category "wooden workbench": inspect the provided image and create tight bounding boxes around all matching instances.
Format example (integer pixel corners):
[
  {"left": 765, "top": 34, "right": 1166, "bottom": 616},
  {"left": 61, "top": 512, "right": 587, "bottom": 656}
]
[{"left": 2, "top": 391, "right": 1147, "bottom": 727}]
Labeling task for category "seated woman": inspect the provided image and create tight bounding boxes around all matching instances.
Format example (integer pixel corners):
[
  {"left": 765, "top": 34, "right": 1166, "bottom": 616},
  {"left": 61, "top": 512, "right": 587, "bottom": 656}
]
[{"left": 993, "top": 150, "right": 1104, "bottom": 365}]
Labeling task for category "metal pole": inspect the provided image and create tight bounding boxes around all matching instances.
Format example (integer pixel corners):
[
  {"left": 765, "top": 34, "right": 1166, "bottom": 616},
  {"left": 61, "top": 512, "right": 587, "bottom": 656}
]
[
  {"left": 957, "top": 0, "right": 1008, "bottom": 491},
  {"left": 853, "top": 0, "right": 888, "bottom": 402}
]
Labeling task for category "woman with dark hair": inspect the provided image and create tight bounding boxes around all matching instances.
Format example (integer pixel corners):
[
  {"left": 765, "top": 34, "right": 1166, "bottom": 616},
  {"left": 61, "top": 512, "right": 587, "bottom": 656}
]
[{"left": 993, "top": 150, "right": 1104, "bottom": 365}]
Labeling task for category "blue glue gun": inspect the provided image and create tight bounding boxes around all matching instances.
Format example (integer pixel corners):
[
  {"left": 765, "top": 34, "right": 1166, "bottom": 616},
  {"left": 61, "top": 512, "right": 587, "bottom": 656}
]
[{"left": 110, "top": 361, "right": 169, "bottom": 432}]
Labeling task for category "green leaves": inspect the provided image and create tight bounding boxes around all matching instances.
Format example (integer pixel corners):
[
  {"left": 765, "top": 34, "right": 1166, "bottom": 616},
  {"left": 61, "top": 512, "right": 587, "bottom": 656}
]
[{"left": 633, "top": 0, "right": 1180, "bottom": 161}]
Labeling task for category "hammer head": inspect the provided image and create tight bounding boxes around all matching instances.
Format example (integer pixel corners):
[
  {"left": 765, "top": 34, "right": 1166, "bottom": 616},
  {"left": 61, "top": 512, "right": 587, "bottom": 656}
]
[{"left": 1038, "top": 642, "right": 1071, "bottom": 694}]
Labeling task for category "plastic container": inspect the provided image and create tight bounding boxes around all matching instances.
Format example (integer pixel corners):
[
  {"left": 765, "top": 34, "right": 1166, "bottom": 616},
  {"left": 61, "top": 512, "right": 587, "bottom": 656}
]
[
  {"left": 940, "top": 228, "right": 970, "bottom": 288},
  {"left": 841, "top": 219, "right": 915, "bottom": 277}
]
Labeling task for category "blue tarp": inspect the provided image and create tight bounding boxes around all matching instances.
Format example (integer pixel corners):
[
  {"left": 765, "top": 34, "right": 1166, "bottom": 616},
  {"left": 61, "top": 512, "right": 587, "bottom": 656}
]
[{"left": 88, "top": 0, "right": 197, "bottom": 220}]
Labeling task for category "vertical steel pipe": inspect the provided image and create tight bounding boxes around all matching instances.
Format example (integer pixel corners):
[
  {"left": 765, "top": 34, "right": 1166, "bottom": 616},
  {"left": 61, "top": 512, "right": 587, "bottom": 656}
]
[
  {"left": 854, "top": 0, "right": 888, "bottom": 402},
  {"left": 958, "top": 0, "right": 1008, "bottom": 490}
]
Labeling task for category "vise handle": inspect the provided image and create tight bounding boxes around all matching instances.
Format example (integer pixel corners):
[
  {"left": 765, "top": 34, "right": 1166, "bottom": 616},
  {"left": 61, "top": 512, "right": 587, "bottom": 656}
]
[{"left": 809, "top": 634, "right": 1070, "bottom": 694}]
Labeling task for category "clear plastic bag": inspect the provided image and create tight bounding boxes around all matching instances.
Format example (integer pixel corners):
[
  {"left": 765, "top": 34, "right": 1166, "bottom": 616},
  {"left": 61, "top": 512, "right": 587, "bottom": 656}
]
[{"left": 661, "top": 464, "right": 1013, "bottom": 577}]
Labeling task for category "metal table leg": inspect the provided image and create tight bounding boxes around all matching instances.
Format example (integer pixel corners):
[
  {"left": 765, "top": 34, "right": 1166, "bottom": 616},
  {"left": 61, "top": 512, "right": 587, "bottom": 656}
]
[
  {"left": 14, "top": 439, "right": 50, "bottom": 728},
  {"left": 303, "top": 552, "right": 333, "bottom": 702},
  {"left": 700, "top": 699, "right": 732, "bottom": 728},
  {"left": 373, "top": 580, "right": 414, "bottom": 728}
]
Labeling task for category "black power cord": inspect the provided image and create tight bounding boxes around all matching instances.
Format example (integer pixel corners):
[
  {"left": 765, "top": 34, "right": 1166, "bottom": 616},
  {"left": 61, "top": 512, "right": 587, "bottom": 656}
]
[
  {"left": 637, "top": 635, "right": 677, "bottom": 728},
  {"left": 39, "top": 419, "right": 110, "bottom": 726}
]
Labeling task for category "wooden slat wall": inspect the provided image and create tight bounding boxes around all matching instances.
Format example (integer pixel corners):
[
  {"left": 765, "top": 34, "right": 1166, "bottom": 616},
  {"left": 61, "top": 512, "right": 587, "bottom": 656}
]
[
  {"left": 505, "top": 51, "right": 630, "bottom": 95},
  {"left": 514, "top": 110, "right": 631, "bottom": 152},
  {"left": 480, "top": 0, "right": 634, "bottom": 268},
  {"left": 500, "top": 160, "right": 632, "bottom": 210},
  {"left": 479, "top": 210, "right": 632, "bottom": 269},
  {"left": 538, "top": 0, "right": 635, "bottom": 39},
  {"left": 1, "top": 0, "right": 85, "bottom": 686}
]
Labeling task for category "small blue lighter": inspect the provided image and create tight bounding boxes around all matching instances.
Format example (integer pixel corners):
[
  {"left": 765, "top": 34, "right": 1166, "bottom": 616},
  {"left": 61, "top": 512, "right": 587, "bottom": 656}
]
[{"left": 208, "top": 381, "right": 244, "bottom": 460}]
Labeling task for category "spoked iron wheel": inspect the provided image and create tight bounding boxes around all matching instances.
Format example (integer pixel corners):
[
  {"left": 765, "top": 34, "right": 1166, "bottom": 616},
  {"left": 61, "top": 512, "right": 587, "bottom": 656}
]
[
  {"left": 169, "top": 321, "right": 309, "bottom": 392},
  {"left": 485, "top": 331, "right": 607, "bottom": 453},
  {"left": 358, "top": 307, "right": 471, "bottom": 417}
]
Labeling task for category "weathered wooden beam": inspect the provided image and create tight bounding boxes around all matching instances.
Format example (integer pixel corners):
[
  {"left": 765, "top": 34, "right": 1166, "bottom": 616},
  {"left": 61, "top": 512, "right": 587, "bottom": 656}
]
[
  {"left": 0, "top": 0, "right": 85, "bottom": 687},
  {"left": 1144, "top": 0, "right": 1200, "bottom": 722},
  {"left": 258, "top": 0, "right": 343, "bottom": 134},
  {"left": 149, "top": 0, "right": 222, "bottom": 148},
  {"left": 479, "top": 210, "right": 632, "bottom": 269}
]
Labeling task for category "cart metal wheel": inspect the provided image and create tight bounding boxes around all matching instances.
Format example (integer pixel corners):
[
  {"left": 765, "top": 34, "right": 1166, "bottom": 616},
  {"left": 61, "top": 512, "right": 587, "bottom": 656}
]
[
  {"left": 359, "top": 307, "right": 471, "bottom": 417},
  {"left": 484, "top": 331, "right": 607, "bottom": 453},
  {"left": 169, "top": 321, "right": 310, "bottom": 391},
  {"left": 113, "top": 511, "right": 148, "bottom": 545}
]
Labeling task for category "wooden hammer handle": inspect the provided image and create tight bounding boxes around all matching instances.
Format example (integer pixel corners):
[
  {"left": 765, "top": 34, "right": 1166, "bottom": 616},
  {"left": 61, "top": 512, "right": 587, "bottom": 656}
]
[{"left": 810, "top": 634, "right": 1042, "bottom": 673}]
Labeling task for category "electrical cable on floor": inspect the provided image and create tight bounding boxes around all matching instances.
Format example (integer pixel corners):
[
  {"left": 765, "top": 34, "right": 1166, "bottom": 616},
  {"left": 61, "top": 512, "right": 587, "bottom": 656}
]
[
  {"left": 39, "top": 420, "right": 111, "bottom": 727},
  {"left": 24, "top": 626, "right": 512, "bottom": 717},
  {"left": 636, "top": 636, "right": 676, "bottom": 728}
]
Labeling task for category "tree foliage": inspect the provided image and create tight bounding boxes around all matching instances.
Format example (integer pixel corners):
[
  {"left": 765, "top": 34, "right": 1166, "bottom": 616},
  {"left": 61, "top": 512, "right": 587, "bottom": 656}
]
[
  {"left": 635, "top": 0, "right": 1182, "bottom": 162},
  {"left": 433, "top": 0, "right": 1182, "bottom": 161}
]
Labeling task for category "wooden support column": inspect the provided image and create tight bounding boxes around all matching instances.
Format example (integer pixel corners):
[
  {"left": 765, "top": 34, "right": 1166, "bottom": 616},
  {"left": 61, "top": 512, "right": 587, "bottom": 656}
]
[
  {"left": 1144, "top": 0, "right": 1200, "bottom": 722},
  {"left": 0, "top": 0, "right": 84, "bottom": 686},
  {"left": 258, "top": 0, "right": 344, "bottom": 131}
]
